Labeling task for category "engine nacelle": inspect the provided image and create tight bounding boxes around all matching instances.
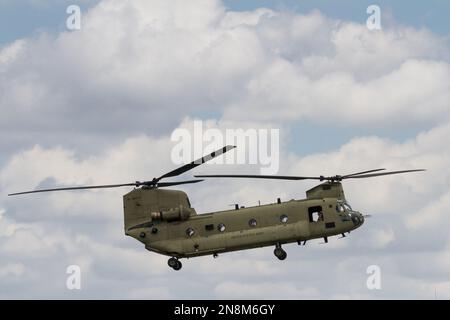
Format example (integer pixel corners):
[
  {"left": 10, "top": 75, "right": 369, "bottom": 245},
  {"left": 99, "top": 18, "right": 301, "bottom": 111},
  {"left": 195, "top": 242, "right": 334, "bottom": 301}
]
[{"left": 150, "top": 205, "right": 192, "bottom": 222}]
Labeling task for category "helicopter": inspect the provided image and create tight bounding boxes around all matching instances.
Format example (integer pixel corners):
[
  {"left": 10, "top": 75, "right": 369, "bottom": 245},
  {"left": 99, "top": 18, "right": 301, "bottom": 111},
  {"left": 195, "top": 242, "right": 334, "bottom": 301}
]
[{"left": 8, "top": 145, "right": 425, "bottom": 271}]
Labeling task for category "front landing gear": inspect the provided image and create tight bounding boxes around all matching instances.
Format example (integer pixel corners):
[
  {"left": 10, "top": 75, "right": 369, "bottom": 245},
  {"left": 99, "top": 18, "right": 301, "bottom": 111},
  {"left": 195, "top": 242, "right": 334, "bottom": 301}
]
[
  {"left": 274, "top": 243, "right": 287, "bottom": 260},
  {"left": 168, "top": 257, "right": 182, "bottom": 271}
]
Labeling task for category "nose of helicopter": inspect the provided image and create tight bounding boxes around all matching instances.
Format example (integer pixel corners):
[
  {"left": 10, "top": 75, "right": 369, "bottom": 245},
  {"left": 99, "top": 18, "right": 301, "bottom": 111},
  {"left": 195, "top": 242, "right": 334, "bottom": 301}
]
[{"left": 350, "top": 211, "right": 364, "bottom": 228}]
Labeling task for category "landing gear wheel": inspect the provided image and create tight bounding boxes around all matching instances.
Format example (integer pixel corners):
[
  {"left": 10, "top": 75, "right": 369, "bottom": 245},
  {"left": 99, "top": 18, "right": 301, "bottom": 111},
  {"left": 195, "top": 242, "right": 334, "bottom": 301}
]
[
  {"left": 173, "top": 260, "right": 182, "bottom": 271},
  {"left": 168, "top": 257, "right": 178, "bottom": 268},
  {"left": 168, "top": 257, "right": 182, "bottom": 270},
  {"left": 274, "top": 247, "right": 287, "bottom": 260}
]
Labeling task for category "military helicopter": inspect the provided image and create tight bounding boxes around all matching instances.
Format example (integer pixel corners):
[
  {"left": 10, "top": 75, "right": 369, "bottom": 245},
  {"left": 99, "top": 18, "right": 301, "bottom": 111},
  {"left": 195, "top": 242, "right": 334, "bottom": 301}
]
[{"left": 8, "top": 146, "right": 424, "bottom": 271}]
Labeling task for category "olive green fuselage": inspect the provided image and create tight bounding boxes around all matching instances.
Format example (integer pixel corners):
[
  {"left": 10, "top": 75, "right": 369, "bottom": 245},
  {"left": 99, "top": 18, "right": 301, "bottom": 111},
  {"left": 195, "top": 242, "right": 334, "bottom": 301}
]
[{"left": 123, "top": 182, "right": 364, "bottom": 259}]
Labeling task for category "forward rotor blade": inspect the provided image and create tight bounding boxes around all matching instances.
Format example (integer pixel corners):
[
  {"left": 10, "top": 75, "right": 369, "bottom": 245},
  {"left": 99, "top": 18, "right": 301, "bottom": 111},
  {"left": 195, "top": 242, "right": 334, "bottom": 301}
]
[
  {"left": 342, "top": 168, "right": 386, "bottom": 178},
  {"left": 8, "top": 182, "right": 139, "bottom": 196},
  {"left": 157, "top": 180, "right": 204, "bottom": 187},
  {"left": 196, "top": 169, "right": 425, "bottom": 182},
  {"left": 194, "top": 174, "right": 321, "bottom": 180},
  {"left": 158, "top": 145, "right": 236, "bottom": 180},
  {"left": 344, "top": 169, "right": 426, "bottom": 179}
]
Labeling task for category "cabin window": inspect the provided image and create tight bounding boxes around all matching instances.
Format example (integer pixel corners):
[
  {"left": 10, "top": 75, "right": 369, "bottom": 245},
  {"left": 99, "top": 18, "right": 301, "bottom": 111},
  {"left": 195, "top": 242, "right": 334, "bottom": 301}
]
[
  {"left": 205, "top": 224, "right": 214, "bottom": 231},
  {"left": 308, "top": 206, "right": 324, "bottom": 223},
  {"left": 280, "top": 215, "right": 288, "bottom": 223},
  {"left": 186, "top": 228, "right": 195, "bottom": 237},
  {"left": 248, "top": 218, "right": 257, "bottom": 227},
  {"left": 217, "top": 223, "right": 226, "bottom": 232}
]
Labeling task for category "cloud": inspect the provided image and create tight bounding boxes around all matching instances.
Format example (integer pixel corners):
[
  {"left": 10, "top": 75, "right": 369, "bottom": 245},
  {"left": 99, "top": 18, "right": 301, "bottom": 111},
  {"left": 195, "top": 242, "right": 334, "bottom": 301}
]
[
  {"left": 1, "top": 0, "right": 449, "bottom": 159},
  {"left": 370, "top": 228, "right": 396, "bottom": 248},
  {"left": 0, "top": 39, "right": 26, "bottom": 68},
  {"left": 220, "top": 12, "right": 450, "bottom": 126},
  {"left": 223, "top": 57, "right": 450, "bottom": 126},
  {"left": 0, "top": 263, "right": 25, "bottom": 278},
  {"left": 407, "top": 191, "right": 450, "bottom": 231}
]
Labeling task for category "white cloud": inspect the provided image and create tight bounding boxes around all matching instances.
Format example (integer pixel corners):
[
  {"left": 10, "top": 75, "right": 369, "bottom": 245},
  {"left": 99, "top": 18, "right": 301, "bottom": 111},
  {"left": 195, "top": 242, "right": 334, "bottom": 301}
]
[
  {"left": 0, "top": 39, "right": 26, "bottom": 69},
  {"left": 370, "top": 228, "right": 396, "bottom": 248},
  {"left": 407, "top": 191, "right": 450, "bottom": 230},
  {"left": 1, "top": 0, "right": 449, "bottom": 159},
  {"left": 0, "top": 263, "right": 25, "bottom": 278},
  {"left": 223, "top": 58, "right": 450, "bottom": 125}
]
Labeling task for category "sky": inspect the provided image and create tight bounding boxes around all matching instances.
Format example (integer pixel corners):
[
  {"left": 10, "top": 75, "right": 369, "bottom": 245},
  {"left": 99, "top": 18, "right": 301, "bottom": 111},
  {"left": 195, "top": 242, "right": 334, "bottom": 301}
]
[{"left": 0, "top": 0, "right": 449, "bottom": 299}]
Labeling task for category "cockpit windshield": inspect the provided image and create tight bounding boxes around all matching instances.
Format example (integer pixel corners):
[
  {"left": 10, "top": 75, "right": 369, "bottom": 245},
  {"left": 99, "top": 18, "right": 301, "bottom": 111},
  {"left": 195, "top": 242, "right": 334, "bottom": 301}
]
[
  {"left": 336, "top": 200, "right": 353, "bottom": 222},
  {"left": 336, "top": 201, "right": 353, "bottom": 213},
  {"left": 343, "top": 202, "right": 352, "bottom": 211}
]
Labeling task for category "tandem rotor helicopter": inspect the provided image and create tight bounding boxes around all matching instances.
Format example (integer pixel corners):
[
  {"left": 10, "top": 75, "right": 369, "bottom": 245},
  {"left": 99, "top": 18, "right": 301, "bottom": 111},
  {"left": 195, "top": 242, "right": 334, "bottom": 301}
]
[{"left": 9, "top": 146, "right": 425, "bottom": 271}]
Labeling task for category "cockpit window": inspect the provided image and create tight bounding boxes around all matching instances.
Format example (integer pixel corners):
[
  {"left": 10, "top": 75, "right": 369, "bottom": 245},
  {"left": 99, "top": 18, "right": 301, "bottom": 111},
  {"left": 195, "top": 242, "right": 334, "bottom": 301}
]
[
  {"left": 336, "top": 201, "right": 352, "bottom": 212},
  {"left": 343, "top": 203, "right": 352, "bottom": 211},
  {"left": 337, "top": 201, "right": 352, "bottom": 222}
]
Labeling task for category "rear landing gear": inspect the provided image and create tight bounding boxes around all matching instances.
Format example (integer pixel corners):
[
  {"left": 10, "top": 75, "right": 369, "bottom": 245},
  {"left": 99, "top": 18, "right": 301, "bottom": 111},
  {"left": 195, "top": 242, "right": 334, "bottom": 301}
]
[
  {"left": 168, "top": 257, "right": 182, "bottom": 271},
  {"left": 274, "top": 244, "right": 287, "bottom": 260}
]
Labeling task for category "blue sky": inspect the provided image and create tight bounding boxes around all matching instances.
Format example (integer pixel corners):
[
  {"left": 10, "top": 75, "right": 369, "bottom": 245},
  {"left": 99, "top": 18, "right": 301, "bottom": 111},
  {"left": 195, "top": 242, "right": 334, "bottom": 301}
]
[
  {"left": 1, "top": 0, "right": 449, "bottom": 46},
  {"left": 224, "top": 0, "right": 450, "bottom": 35}
]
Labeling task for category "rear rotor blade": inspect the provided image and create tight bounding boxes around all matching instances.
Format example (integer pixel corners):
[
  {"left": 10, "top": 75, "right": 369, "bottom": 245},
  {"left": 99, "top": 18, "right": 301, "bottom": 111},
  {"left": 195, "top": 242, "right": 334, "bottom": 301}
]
[
  {"left": 158, "top": 145, "right": 236, "bottom": 180},
  {"left": 343, "top": 169, "right": 426, "bottom": 179},
  {"left": 8, "top": 182, "right": 139, "bottom": 196},
  {"left": 195, "top": 174, "right": 321, "bottom": 180},
  {"left": 196, "top": 169, "right": 425, "bottom": 182}
]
